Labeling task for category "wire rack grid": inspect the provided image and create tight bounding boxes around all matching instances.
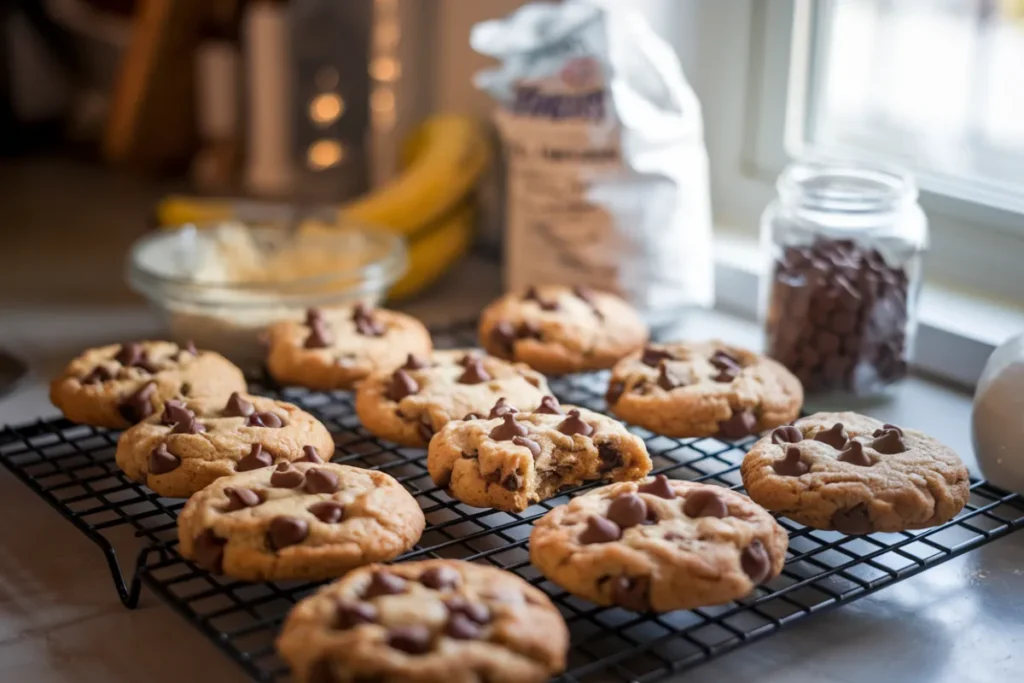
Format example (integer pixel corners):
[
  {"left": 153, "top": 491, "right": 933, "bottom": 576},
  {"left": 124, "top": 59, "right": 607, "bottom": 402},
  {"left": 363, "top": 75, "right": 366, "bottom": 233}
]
[{"left": 1, "top": 321, "right": 1023, "bottom": 683}]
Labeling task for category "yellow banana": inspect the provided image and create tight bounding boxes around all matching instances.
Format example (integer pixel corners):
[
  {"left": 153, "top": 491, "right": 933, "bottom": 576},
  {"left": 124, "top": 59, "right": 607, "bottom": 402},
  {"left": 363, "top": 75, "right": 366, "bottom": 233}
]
[{"left": 389, "top": 200, "right": 475, "bottom": 301}]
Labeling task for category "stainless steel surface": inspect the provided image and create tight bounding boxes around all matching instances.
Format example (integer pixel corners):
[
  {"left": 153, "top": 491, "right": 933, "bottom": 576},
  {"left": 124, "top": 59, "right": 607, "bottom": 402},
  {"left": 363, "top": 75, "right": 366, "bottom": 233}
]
[{"left": 0, "top": 159, "right": 1021, "bottom": 682}]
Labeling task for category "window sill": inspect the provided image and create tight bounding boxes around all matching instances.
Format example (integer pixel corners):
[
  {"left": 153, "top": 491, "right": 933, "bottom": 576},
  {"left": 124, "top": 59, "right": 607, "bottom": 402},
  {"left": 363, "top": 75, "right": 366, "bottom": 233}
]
[{"left": 712, "top": 232, "right": 1024, "bottom": 388}]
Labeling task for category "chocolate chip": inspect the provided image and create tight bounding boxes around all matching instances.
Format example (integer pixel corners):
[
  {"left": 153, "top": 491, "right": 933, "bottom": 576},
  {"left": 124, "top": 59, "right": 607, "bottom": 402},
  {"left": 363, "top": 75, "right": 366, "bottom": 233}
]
[
  {"left": 637, "top": 474, "right": 675, "bottom": 499},
  {"left": 192, "top": 529, "right": 226, "bottom": 573},
  {"left": 179, "top": 382, "right": 191, "bottom": 396},
  {"left": 512, "top": 436, "right": 542, "bottom": 458},
  {"left": 717, "top": 410, "right": 757, "bottom": 439},
  {"left": 814, "top": 423, "right": 848, "bottom": 449},
  {"left": 148, "top": 443, "right": 180, "bottom": 474},
  {"left": 641, "top": 346, "right": 674, "bottom": 367},
  {"left": 490, "top": 321, "right": 517, "bottom": 353},
  {"left": 387, "top": 369, "right": 419, "bottom": 401},
  {"left": 773, "top": 445, "right": 809, "bottom": 476},
  {"left": 457, "top": 358, "right": 491, "bottom": 384},
  {"left": 223, "top": 487, "right": 262, "bottom": 511},
  {"left": 611, "top": 575, "right": 649, "bottom": 612},
  {"left": 771, "top": 426, "right": 803, "bottom": 445},
  {"left": 247, "top": 411, "right": 285, "bottom": 428},
  {"left": 873, "top": 423, "right": 904, "bottom": 437},
  {"left": 309, "top": 501, "right": 345, "bottom": 523},
  {"left": 712, "top": 366, "right": 738, "bottom": 383},
  {"left": 445, "top": 613, "right": 483, "bottom": 640},
  {"left": 267, "top": 516, "right": 309, "bottom": 550},
  {"left": 579, "top": 515, "right": 622, "bottom": 544},
  {"left": 606, "top": 381, "right": 625, "bottom": 405},
  {"left": 870, "top": 429, "right": 906, "bottom": 454},
  {"left": 170, "top": 415, "right": 205, "bottom": 435},
  {"left": 387, "top": 626, "right": 432, "bottom": 655},
  {"left": 462, "top": 413, "right": 483, "bottom": 421},
  {"left": 489, "top": 413, "right": 528, "bottom": 441},
  {"left": 658, "top": 362, "right": 690, "bottom": 390},
  {"left": 741, "top": 539, "right": 772, "bottom": 583},
  {"left": 403, "top": 353, "right": 428, "bottom": 370},
  {"left": 444, "top": 595, "right": 490, "bottom": 624},
  {"left": 557, "top": 409, "right": 594, "bottom": 436},
  {"left": 160, "top": 400, "right": 191, "bottom": 426},
  {"left": 831, "top": 504, "right": 872, "bottom": 535},
  {"left": 115, "top": 342, "right": 145, "bottom": 367},
  {"left": 237, "top": 444, "right": 273, "bottom": 471},
  {"left": 538, "top": 299, "right": 559, "bottom": 311},
  {"left": 352, "top": 303, "right": 385, "bottom": 337},
  {"left": 502, "top": 472, "right": 522, "bottom": 491},
  {"left": 710, "top": 350, "right": 741, "bottom": 372},
  {"left": 81, "top": 365, "right": 115, "bottom": 384},
  {"left": 458, "top": 352, "right": 480, "bottom": 367},
  {"left": 118, "top": 381, "right": 157, "bottom": 423},
  {"left": 306, "top": 308, "right": 324, "bottom": 326},
  {"left": 523, "top": 285, "right": 541, "bottom": 301},
  {"left": 683, "top": 487, "right": 728, "bottom": 518},
  {"left": 488, "top": 397, "right": 517, "bottom": 419},
  {"left": 837, "top": 441, "right": 872, "bottom": 466},
  {"left": 304, "top": 467, "right": 340, "bottom": 494},
  {"left": 644, "top": 507, "right": 659, "bottom": 525},
  {"left": 607, "top": 494, "right": 647, "bottom": 529},
  {"left": 419, "top": 565, "right": 461, "bottom": 591},
  {"left": 597, "top": 443, "right": 622, "bottom": 472},
  {"left": 271, "top": 462, "right": 305, "bottom": 488},
  {"left": 223, "top": 392, "right": 255, "bottom": 418},
  {"left": 334, "top": 600, "right": 377, "bottom": 629},
  {"left": 300, "top": 445, "right": 325, "bottom": 463},
  {"left": 364, "top": 571, "right": 407, "bottom": 598},
  {"left": 536, "top": 395, "right": 563, "bottom": 415},
  {"left": 305, "top": 320, "right": 334, "bottom": 348}
]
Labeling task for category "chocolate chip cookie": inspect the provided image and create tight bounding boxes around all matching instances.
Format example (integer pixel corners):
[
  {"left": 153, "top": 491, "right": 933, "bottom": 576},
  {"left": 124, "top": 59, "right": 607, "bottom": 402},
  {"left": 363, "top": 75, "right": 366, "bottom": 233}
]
[
  {"left": 49, "top": 341, "right": 246, "bottom": 428},
  {"left": 605, "top": 341, "right": 803, "bottom": 439},
  {"left": 741, "top": 412, "right": 970, "bottom": 534},
  {"left": 478, "top": 285, "right": 648, "bottom": 375},
  {"left": 177, "top": 462, "right": 424, "bottom": 581},
  {"left": 267, "top": 305, "right": 433, "bottom": 391},
  {"left": 115, "top": 392, "right": 336, "bottom": 497},
  {"left": 530, "top": 477, "right": 788, "bottom": 612},
  {"left": 276, "top": 560, "right": 568, "bottom": 683},
  {"left": 354, "top": 349, "right": 551, "bottom": 448},
  {"left": 428, "top": 396, "right": 652, "bottom": 512}
]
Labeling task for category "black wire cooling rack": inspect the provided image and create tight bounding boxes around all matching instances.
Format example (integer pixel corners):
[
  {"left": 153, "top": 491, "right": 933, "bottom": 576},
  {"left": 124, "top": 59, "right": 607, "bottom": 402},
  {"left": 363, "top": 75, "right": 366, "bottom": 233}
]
[{"left": 2, "top": 321, "right": 1024, "bottom": 683}]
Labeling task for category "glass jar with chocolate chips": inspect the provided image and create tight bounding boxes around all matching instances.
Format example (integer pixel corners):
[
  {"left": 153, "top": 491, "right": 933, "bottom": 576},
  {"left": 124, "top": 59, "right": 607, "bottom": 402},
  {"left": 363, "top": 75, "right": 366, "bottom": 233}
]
[{"left": 760, "top": 159, "right": 928, "bottom": 402}]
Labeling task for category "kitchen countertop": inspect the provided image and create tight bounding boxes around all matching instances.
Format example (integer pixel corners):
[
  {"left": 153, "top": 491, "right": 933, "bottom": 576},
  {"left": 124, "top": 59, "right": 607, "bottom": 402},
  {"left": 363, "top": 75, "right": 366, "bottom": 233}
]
[{"left": 1, "top": 160, "right": 1021, "bottom": 682}]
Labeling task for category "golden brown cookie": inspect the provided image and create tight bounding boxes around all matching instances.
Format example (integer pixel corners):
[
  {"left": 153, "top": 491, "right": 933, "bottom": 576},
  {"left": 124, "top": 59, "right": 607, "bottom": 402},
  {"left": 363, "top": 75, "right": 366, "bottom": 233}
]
[
  {"left": 49, "top": 340, "right": 246, "bottom": 428},
  {"left": 267, "top": 305, "right": 433, "bottom": 391},
  {"left": 478, "top": 285, "right": 648, "bottom": 375},
  {"left": 530, "top": 477, "right": 788, "bottom": 612},
  {"left": 115, "top": 392, "right": 335, "bottom": 497},
  {"left": 428, "top": 396, "right": 651, "bottom": 512},
  {"left": 605, "top": 341, "right": 803, "bottom": 438},
  {"left": 277, "top": 560, "right": 569, "bottom": 683},
  {"left": 354, "top": 349, "right": 551, "bottom": 448},
  {"left": 741, "top": 412, "right": 970, "bottom": 533},
  {"left": 177, "top": 462, "right": 424, "bottom": 581}
]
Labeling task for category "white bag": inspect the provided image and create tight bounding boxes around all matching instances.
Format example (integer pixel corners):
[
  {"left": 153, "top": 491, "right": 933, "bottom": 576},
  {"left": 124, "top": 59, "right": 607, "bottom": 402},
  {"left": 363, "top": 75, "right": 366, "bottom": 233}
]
[{"left": 472, "top": 0, "right": 714, "bottom": 327}]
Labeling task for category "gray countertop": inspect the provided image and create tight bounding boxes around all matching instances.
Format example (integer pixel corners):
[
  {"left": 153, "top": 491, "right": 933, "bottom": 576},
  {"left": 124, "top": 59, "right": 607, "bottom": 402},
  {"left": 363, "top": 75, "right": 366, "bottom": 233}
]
[{"left": 0, "top": 160, "right": 1021, "bottom": 682}]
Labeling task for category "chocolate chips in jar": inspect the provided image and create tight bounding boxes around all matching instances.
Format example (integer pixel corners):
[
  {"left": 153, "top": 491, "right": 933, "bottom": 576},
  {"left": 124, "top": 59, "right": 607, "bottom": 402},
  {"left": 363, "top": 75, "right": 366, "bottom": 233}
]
[{"left": 766, "top": 238, "right": 910, "bottom": 395}]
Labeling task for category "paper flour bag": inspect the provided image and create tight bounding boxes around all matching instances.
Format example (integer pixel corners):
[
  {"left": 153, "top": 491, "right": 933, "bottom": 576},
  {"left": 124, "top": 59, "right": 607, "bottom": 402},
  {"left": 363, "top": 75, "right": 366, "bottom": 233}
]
[{"left": 472, "top": 0, "right": 713, "bottom": 326}]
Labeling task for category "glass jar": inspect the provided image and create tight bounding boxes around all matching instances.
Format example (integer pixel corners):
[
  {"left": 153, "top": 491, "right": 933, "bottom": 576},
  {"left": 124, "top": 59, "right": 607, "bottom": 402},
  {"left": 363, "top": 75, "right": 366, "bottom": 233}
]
[{"left": 759, "top": 159, "right": 928, "bottom": 403}]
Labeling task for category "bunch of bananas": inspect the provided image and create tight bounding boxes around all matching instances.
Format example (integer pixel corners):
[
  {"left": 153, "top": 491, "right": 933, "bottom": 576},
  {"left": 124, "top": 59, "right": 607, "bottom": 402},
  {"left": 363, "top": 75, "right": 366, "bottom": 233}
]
[{"left": 155, "top": 115, "right": 491, "bottom": 300}]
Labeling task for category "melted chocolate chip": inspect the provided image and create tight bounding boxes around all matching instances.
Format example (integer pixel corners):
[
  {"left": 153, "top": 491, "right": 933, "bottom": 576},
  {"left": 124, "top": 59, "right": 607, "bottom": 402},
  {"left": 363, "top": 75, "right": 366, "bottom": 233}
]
[
  {"left": 160, "top": 400, "right": 192, "bottom": 426},
  {"left": 488, "top": 397, "right": 517, "bottom": 419},
  {"left": 709, "top": 350, "right": 741, "bottom": 372},
  {"left": 462, "top": 413, "right": 483, "bottom": 421},
  {"left": 387, "top": 369, "right": 419, "bottom": 401},
  {"left": 682, "top": 488, "right": 728, "bottom": 519},
  {"left": 873, "top": 423, "right": 904, "bottom": 437},
  {"left": 771, "top": 426, "right": 804, "bottom": 445},
  {"left": 611, "top": 575, "right": 650, "bottom": 612},
  {"left": 247, "top": 412, "right": 284, "bottom": 428},
  {"left": 387, "top": 626, "right": 432, "bottom": 655},
  {"left": 115, "top": 342, "right": 145, "bottom": 367},
  {"left": 831, "top": 504, "right": 872, "bottom": 535},
  {"left": 712, "top": 366, "right": 738, "bottom": 383},
  {"left": 598, "top": 443, "right": 622, "bottom": 472},
  {"left": 837, "top": 441, "right": 872, "bottom": 466},
  {"left": 402, "top": 353, "right": 428, "bottom": 370},
  {"left": 267, "top": 516, "right": 309, "bottom": 550},
  {"left": 740, "top": 539, "right": 772, "bottom": 583},
  {"left": 512, "top": 435, "right": 542, "bottom": 458},
  {"left": 192, "top": 529, "right": 226, "bottom": 573},
  {"left": 606, "top": 494, "right": 647, "bottom": 529},
  {"left": 305, "top": 320, "right": 334, "bottom": 348},
  {"left": 444, "top": 595, "right": 490, "bottom": 624},
  {"left": 223, "top": 392, "right": 255, "bottom": 418},
  {"left": 814, "top": 423, "right": 849, "bottom": 450},
  {"left": 148, "top": 443, "right": 180, "bottom": 475},
  {"left": 457, "top": 358, "right": 491, "bottom": 384},
  {"left": 118, "top": 381, "right": 157, "bottom": 423},
  {"left": 536, "top": 395, "right": 563, "bottom": 415},
  {"left": 270, "top": 462, "right": 305, "bottom": 488},
  {"left": 445, "top": 613, "right": 483, "bottom": 640},
  {"left": 658, "top": 362, "right": 690, "bottom": 391},
  {"left": 580, "top": 515, "right": 622, "bottom": 544},
  {"left": 773, "top": 445, "right": 809, "bottom": 476},
  {"left": 637, "top": 474, "right": 675, "bottom": 499},
  {"left": 502, "top": 472, "right": 522, "bottom": 491},
  {"left": 223, "top": 487, "right": 262, "bottom": 511},
  {"left": 300, "top": 445, "right": 324, "bottom": 463},
  {"left": 170, "top": 415, "right": 206, "bottom": 435},
  {"left": 334, "top": 600, "right": 377, "bottom": 629},
  {"left": 363, "top": 571, "right": 407, "bottom": 598},
  {"left": 557, "top": 409, "right": 594, "bottom": 437},
  {"left": 717, "top": 410, "right": 757, "bottom": 439},
  {"left": 606, "top": 381, "right": 625, "bottom": 405},
  {"left": 490, "top": 321, "right": 517, "bottom": 353},
  {"left": 419, "top": 565, "right": 461, "bottom": 591},
  {"left": 641, "top": 346, "right": 674, "bottom": 368},
  {"left": 309, "top": 501, "right": 345, "bottom": 523},
  {"left": 489, "top": 413, "right": 528, "bottom": 441},
  {"left": 304, "top": 467, "right": 340, "bottom": 494},
  {"left": 81, "top": 365, "right": 115, "bottom": 384},
  {"left": 870, "top": 429, "right": 906, "bottom": 454},
  {"left": 237, "top": 444, "right": 273, "bottom": 471}
]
